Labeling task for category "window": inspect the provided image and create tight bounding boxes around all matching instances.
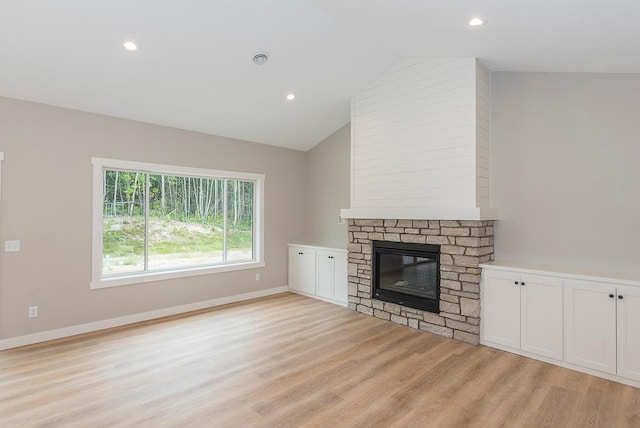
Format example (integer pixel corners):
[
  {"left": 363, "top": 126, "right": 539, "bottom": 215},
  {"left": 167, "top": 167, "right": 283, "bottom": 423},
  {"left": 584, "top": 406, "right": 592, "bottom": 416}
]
[{"left": 91, "top": 158, "right": 264, "bottom": 289}]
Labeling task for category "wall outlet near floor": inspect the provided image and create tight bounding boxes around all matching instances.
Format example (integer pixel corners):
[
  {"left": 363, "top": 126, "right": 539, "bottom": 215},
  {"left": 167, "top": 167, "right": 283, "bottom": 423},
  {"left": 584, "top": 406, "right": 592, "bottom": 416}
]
[
  {"left": 28, "top": 306, "right": 38, "bottom": 318},
  {"left": 255, "top": 273, "right": 261, "bottom": 281}
]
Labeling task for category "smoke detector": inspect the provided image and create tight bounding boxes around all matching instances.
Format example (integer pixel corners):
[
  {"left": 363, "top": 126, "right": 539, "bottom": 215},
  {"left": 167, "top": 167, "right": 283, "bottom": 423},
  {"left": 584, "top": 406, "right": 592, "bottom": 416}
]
[{"left": 253, "top": 52, "right": 269, "bottom": 65}]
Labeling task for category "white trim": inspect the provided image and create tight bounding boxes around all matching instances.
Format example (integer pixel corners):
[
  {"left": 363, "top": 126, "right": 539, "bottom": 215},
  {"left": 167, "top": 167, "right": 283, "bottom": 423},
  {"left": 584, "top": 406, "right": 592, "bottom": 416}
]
[
  {"left": 481, "top": 262, "right": 640, "bottom": 286},
  {"left": 287, "top": 288, "right": 316, "bottom": 299},
  {"left": 309, "top": 292, "right": 348, "bottom": 308},
  {"left": 289, "top": 288, "right": 349, "bottom": 308},
  {"left": 91, "top": 157, "right": 265, "bottom": 288},
  {"left": 222, "top": 178, "right": 228, "bottom": 262},
  {"left": 92, "top": 159, "right": 104, "bottom": 285},
  {"left": 91, "top": 261, "right": 265, "bottom": 289},
  {"left": 90, "top": 262, "right": 265, "bottom": 290},
  {"left": 340, "top": 207, "right": 499, "bottom": 221},
  {"left": 91, "top": 157, "right": 265, "bottom": 182},
  {"left": 287, "top": 243, "right": 347, "bottom": 253},
  {"left": 0, "top": 287, "right": 288, "bottom": 351},
  {"left": 288, "top": 288, "right": 348, "bottom": 308},
  {"left": 254, "top": 176, "right": 265, "bottom": 264},
  {"left": 350, "top": 100, "right": 356, "bottom": 209},
  {"left": 480, "top": 339, "right": 640, "bottom": 389}
]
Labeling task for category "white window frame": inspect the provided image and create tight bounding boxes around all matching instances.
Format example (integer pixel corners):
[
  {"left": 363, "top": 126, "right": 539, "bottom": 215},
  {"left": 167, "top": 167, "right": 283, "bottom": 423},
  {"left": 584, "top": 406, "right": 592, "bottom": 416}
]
[{"left": 91, "top": 157, "right": 265, "bottom": 289}]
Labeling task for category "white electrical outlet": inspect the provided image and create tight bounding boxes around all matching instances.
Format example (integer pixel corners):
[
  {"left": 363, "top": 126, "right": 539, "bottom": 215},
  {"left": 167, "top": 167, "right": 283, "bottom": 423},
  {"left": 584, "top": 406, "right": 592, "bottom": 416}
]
[
  {"left": 28, "top": 306, "right": 38, "bottom": 318},
  {"left": 4, "top": 240, "right": 20, "bottom": 252},
  {"left": 255, "top": 273, "right": 261, "bottom": 281}
]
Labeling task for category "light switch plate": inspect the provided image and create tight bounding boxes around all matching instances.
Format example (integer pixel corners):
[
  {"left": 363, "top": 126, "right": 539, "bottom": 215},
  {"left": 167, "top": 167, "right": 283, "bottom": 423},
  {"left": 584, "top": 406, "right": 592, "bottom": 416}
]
[{"left": 4, "top": 240, "right": 20, "bottom": 252}]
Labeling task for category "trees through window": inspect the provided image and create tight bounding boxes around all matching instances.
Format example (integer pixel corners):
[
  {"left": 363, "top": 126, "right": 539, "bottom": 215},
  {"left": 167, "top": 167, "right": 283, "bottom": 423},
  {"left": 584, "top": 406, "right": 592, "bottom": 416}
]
[{"left": 92, "top": 158, "right": 264, "bottom": 288}]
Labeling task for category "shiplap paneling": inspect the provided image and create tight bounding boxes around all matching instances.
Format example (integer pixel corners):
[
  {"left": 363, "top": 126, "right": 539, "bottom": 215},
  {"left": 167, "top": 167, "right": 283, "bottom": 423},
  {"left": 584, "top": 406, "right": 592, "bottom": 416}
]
[
  {"left": 475, "top": 60, "right": 491, "bottom": 208},
  {"left": 351, "top": 58, "right": 494, "bottom": 216}
]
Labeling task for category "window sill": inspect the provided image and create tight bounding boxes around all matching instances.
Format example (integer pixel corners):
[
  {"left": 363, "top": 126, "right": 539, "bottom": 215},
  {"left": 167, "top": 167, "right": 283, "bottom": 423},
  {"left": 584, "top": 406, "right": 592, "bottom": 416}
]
[{"left": 90, "top": 260, "right": 265, "bottom": 289}]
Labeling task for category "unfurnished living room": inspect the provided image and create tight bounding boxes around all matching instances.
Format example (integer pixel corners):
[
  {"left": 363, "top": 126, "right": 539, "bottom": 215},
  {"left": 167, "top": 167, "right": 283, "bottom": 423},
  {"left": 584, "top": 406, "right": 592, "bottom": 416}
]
[{"left": 0, "top": 1, "right": 639, "bottom": 427}]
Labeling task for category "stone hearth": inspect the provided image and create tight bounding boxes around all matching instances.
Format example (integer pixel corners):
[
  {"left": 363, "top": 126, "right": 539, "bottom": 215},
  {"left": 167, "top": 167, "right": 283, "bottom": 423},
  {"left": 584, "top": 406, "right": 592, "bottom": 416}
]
[{"left": 347, "top": 219, "right": 494, "bottom": 345}]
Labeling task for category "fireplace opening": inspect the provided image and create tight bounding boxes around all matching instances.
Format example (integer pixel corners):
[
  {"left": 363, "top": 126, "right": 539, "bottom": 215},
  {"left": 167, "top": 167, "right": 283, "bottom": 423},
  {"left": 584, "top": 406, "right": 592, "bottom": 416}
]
[{"left": 372, "top": 240, "right": 440, "bottom": 313}]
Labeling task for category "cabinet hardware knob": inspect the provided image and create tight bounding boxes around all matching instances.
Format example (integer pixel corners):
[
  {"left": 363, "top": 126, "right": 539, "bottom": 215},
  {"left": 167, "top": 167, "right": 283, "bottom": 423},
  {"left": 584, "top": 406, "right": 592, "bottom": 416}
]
[
  {"left": 514, "top": 281, "right": 519, "bottom": 285},
  {"left": 618, "top": 295, "right": 624, "bottom": 300},
  {"left": 298, "top": 252, "right": 303, "bottom": 255},
  {"left": 521, "top": 282, "right": 525, "bottom": 286},
  {"left": 609, "top": 294, "right": 615, "bottom": 298}
]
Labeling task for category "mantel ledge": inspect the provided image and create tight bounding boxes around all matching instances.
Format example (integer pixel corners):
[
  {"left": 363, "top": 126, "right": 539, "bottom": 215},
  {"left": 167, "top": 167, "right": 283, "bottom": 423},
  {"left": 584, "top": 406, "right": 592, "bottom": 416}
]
[{"left": 340, "top": 207, "right": 499, "bottom": 221}]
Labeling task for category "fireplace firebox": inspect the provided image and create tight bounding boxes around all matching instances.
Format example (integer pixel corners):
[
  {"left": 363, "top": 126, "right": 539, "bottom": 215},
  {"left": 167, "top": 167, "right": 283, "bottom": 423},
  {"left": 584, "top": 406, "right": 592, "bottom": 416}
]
[{"left": 372, "top": 240, "right": 440, "bottom": 313}]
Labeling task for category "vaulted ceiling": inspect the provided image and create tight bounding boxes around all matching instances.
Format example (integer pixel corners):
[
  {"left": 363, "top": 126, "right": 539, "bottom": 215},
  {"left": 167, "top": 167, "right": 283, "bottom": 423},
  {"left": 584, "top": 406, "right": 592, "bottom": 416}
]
[{"left": 1, "top": 1, "right": 639, "bottom": 151}]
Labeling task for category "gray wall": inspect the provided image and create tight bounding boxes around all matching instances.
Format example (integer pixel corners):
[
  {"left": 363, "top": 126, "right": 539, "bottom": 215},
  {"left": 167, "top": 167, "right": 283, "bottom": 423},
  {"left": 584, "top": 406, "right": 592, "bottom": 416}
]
[
  {"left": 491, "top": 73, "right": 640, "bottom": 272},
  {"left": 305, "top": 124, "right": 350, "bottom": 248},
  {"left": 6, "top": 71, "right": 637, "bottom": 341},
  {"left": 0, "top": 97, "right": 308, "bottom": 339}
]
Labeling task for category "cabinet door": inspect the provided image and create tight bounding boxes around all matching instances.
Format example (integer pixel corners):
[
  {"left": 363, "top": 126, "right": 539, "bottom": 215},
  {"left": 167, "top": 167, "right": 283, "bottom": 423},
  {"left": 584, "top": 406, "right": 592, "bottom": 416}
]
[
  {"left": 520, "top": 274, "right": 563, "bottom": 360},
  {"left": 316, "top": 251, "right": 334, "bottom": 299},
  {"left": 482, "top": 270, "right": 521, "bottom": 349},
  {"left": 288, "top": 247, "right": 316, "bottom": 294},
  {"left": 564, "top": 279, "right": 617, "bottom": 374},
  {"left": 316, "top": 251, "right": 348, "bottom": 304},
  {"left": 617, "top": 285, "right": 640, "bottom": 382},
  {"left": 332, "top": 253, "right": 347, "bottom": 304}
]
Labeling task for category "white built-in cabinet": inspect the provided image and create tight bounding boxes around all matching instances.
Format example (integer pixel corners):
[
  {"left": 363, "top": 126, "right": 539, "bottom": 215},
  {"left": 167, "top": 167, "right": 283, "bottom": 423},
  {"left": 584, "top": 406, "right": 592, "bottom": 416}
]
[
  {"left": 316, "top": 250, "right": 348, "bottom": 304},
  {"left": 616, "top": 286, "right": 640, "bottom": 382},
  {"left": 481, "top": 263, "right": 640, "bottom": 388},
  {"left": 564, "top": 279, "right": 640, "bottom": 382},
  {"left": 288, "top": 246, "right": 316, "bottom": 295},
  {"left": 288, "top": 244, "right": 347, "bottom": 306},
  {"left": 482, "top": 270, "right": 563, "bottom": 360}
]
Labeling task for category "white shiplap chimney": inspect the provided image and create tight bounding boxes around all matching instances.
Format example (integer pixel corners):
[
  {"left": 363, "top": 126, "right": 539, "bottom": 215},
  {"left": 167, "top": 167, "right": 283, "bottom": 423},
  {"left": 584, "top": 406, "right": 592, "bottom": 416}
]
[{"left": 341, "top": 58, "right": 498, "bottom": 221}]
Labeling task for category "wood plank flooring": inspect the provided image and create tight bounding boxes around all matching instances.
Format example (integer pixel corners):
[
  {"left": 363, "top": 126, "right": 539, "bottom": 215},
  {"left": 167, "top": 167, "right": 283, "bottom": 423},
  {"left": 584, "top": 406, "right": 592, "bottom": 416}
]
[{"left": 0, "top": 292, "right": 638, "bottom": 427}]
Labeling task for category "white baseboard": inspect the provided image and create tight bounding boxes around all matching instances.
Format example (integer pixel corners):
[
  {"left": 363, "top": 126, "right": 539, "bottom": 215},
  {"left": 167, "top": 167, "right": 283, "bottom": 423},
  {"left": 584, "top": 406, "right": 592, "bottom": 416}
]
[
  {"left": 480, "top": 339, "right": 640, "bottom": 389},
  {"left": 287, "top": 287, "right": 348, "bottom": 307},
  {"left": 0, "top": 286, "right": 288, "bottom": 351}
]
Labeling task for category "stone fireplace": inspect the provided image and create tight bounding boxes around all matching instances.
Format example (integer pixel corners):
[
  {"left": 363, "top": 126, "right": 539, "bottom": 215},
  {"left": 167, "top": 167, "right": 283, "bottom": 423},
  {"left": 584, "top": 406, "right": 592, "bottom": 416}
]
[
  {"left": 343, "top": 58, "right": 497, "bottom": 345},
  {"left": 347, "top": 219, "right": 494, "bottom": 345}
]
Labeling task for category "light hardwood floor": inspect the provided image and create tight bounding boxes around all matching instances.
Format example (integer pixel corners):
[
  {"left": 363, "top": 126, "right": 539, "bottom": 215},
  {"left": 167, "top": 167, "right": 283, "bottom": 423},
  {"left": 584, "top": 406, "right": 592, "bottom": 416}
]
[{"left": 0, "top": 292, "right": 638, "bottom": 427}]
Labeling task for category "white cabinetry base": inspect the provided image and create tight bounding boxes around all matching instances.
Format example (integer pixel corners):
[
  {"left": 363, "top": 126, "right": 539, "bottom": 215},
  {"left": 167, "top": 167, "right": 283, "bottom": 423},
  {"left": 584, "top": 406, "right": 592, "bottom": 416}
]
[
  {"left": 480, "top": 340, "right": 640, "bottom": 389},
  {"left": 481, "top": 262, "right": 640, "bottom": 389},
  {"left": 288, "top": 244, "right": 348, "bottom": 307}
]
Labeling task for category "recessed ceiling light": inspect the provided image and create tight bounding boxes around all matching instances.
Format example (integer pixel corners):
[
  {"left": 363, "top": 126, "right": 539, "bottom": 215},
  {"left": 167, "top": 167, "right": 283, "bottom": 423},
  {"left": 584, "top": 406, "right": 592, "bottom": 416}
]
[
  {"left": 253, "top": 52, "right": 269, "bottom": 65},
  {"left": 468, "top": 17, "right": 485, "bottom": 27},
  {"left": 123, "top": 41, "right": 138, "bottom": 51},
  {"left": 286, "top": 93, "right": 295, "bottom": 101}
]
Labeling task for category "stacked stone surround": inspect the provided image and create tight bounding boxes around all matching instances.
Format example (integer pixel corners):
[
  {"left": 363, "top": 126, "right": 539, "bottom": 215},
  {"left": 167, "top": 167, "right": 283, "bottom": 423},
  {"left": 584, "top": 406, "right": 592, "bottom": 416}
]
[{"left": 347, "top": 219, "right": 494, "bottom": 345}]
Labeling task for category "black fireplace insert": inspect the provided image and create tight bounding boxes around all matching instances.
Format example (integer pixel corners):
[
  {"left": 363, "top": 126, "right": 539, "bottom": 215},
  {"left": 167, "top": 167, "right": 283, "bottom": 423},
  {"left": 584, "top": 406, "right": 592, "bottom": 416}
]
[{"left": 372, "top": 240, "right": 440, "bottom": 313}]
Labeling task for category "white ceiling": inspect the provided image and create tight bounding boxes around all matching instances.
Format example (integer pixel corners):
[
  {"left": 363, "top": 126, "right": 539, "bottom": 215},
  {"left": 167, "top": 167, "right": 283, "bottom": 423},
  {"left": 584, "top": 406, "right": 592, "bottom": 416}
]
[{"left": 1, "top": 1, "right": 639, "bottom": 151}]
